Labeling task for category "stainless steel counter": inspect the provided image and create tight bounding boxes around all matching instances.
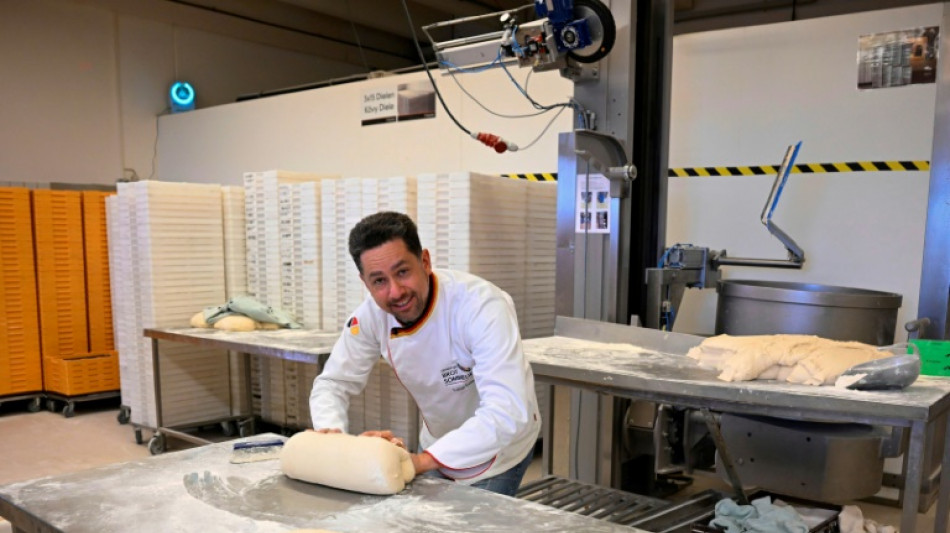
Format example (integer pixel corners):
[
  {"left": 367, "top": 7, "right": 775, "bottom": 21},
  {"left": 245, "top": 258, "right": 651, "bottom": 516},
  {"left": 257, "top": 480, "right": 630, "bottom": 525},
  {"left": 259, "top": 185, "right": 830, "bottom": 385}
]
[
  {"left": 524, "top": 317, "right": 950, "bottom": 533},
  {"left": 144, "top": 327, "right": 341, "bottom": 365},
  {"left": 140, "top": 328, "right": 342, "bottom": 452},
  {"left": 0, "top": 434, "right": 644, "bottom": 533}
]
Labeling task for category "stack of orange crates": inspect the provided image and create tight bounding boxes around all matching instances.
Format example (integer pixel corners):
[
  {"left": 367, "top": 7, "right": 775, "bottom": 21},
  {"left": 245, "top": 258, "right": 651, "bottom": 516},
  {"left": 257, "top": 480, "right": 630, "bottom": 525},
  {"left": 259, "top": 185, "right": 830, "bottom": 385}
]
[
  {"left": 33, "top": 190, "right": 118, "bottom": 396},
  {"left": 82, "top": 191, "right": 115, "bottom": 354},
  {"left": 0, "top": 188, "right": 43, "bottom": 396}
]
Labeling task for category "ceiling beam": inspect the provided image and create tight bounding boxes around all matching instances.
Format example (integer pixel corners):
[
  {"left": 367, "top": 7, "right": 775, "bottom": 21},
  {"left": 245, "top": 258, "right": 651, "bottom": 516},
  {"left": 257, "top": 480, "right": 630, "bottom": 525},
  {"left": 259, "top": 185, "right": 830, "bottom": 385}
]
[{"left": 72, "top": 0, "right": 416, "bottom": 70}]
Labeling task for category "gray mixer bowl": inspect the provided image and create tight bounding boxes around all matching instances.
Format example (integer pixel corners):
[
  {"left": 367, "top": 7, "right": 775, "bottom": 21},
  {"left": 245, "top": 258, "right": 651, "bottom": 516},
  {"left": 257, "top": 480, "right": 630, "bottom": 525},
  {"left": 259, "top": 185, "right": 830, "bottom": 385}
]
[{"left": 715, "top": 280, "right": 902, "bottom": 345}]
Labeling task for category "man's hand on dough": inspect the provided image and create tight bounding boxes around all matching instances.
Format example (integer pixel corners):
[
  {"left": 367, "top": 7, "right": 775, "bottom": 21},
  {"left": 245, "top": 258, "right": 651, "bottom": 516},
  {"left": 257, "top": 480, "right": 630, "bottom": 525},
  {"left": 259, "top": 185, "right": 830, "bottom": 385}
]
[
  {"left": 410, "top": 452, "right": 439, "bottom": 475},
  {"left": 360, "top": 429, "right": 405, "bottom": 450}
]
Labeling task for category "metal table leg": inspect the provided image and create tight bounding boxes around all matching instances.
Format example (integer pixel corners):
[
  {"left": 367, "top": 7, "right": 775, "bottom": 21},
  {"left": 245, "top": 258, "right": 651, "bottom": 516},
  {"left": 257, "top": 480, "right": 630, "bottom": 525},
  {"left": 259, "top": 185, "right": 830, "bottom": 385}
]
[
  {"left": 243, "top": 352, "right": 255, "bottom": 435},
  {"left": 541, "top": 383, "right": 555, "bottom": 476},
  {"left": 151, "top": 337, "right": 164, "bottom": 432},
  {"left": 701, "top": 408, "right": 748, "bottom": 505},
  {"left": 935, "top": 416, "right": 950, "bottom": 533},
  {"left": 901, "top": 420, "right": 925, "bottom": 533}
]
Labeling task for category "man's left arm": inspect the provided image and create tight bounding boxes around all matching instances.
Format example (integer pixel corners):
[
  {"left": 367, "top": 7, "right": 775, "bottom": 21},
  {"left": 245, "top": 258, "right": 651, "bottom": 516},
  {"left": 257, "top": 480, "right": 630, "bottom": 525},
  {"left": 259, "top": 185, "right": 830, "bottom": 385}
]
[{"left": 423, "top": 289, "right": 536, "bottom": 477}]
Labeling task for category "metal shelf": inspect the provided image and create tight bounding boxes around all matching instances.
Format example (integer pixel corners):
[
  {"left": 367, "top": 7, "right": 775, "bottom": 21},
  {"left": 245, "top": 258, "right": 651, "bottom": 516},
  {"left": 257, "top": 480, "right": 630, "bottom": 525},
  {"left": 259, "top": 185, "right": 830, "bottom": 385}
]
[{"left": 516, "top": 475, "right": 670, "bottom": 526}]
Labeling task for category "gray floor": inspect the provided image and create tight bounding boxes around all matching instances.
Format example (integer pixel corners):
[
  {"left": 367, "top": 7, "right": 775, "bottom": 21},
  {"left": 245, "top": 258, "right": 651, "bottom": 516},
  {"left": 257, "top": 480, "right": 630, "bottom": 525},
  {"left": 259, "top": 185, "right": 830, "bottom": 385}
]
[{"left": 0, "top": 402, "right": 935, "bottom": 531}]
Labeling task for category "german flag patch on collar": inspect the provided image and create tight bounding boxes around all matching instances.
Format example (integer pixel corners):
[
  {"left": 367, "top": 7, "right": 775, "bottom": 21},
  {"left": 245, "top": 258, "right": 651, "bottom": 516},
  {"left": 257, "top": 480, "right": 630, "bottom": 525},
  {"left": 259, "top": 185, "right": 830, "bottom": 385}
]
[{"left": 346, "top": 316, "right": 359, "bottom": 335}]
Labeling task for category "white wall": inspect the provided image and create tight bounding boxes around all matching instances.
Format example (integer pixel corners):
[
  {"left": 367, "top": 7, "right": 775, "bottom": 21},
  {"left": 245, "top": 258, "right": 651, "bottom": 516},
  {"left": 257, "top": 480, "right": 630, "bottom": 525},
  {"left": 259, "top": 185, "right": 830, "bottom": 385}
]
[
  {"left": 156, "top": 68, "right": 575, "bottom": 183},
  {"left": 668, "top": 3, "right": 939, "bottom": 335},
  {"left": 0, "top": 0, "right": 362, "bottom": 185}
]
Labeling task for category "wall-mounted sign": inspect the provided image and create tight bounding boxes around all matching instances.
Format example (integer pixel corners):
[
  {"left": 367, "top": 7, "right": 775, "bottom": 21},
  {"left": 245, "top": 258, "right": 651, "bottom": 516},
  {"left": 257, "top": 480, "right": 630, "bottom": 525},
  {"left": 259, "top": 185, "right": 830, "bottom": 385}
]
[
  {"left": 858, "top": 26, "right": 939, "bottom": 90},
  {"left": 361, "top": 82, "right": 436, "bottom": 126},
  {"left": 575, "top": 173, "right": 611, "bottom": 234}
]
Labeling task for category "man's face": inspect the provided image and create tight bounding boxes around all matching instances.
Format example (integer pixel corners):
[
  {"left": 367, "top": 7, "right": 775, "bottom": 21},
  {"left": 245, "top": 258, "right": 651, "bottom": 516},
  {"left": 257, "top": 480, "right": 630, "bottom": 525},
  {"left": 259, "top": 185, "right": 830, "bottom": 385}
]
[{"left": 359, "top": 238, "right": 432, "bottom": 325}]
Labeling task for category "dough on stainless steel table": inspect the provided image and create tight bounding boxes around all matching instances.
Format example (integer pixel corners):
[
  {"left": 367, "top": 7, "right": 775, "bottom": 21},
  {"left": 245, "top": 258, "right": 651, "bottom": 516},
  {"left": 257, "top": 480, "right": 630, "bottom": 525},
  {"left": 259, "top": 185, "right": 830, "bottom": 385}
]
[
  {"left": 688, "top": 334, "right": 887, "bottom": 385},
  {"left": 281, "top": 431, "right": 415, "bottom": 495}
]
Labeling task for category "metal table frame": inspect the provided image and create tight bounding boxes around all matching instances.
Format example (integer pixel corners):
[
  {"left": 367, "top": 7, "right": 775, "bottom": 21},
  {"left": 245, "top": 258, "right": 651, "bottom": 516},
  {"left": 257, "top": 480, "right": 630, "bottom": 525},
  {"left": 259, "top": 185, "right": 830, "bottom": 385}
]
[
  {"left": 142, "top": 328, "right": 339, "bottom": 451},
  {"left": 527, "top": 317, "right": 950, "bottom": 533}
]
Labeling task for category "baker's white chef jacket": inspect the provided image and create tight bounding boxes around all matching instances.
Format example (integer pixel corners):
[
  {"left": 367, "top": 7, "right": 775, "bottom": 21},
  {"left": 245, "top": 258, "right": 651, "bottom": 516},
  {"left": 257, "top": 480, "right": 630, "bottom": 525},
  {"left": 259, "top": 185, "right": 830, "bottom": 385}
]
[{"left": 310, "top": 269, "right": 541, "bottom": 483}]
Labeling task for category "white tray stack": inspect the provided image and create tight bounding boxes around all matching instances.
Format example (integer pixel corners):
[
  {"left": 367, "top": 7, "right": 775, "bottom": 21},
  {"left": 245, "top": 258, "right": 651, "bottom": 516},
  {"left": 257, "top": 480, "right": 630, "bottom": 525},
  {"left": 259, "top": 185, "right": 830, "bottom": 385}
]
[
  {"left": 416, "top": 173, "right": 452, "bottom": 269},
  {"left": 415, "top": 172, "right": 557, "bottom": 339},
  {"left": 222, "top": 186, "right": 249, "bottom": 415},
  {"left": 278, "top": 182, "right": 321, "bottom": 329},
  {"left": 523, "top": 181, "right": 557, "bottom": 339},
  {"left": 106, "top": 196, "right": 136, "bottom": 421},
  {"left": 343, "top": 177, "right": 366, "bottom": 318},
  {"left": 320, "top": 178, "right": 350, "bottom": 332},
  {"left": 108, "top": 181, "right": 230, "bottom": 429},
  {"left": 243, "top": 170, "right": 334, "bottom": 428}
]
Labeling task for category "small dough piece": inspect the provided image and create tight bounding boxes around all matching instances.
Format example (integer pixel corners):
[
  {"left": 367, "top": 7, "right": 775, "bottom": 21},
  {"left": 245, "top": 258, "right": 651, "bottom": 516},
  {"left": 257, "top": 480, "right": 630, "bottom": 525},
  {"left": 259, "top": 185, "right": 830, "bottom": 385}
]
[
  {"left": 281, "top": 432, "right": 415, "bottom": 495},
  {"left": 213, "top": 315, "right": 257, "bottom": 332},
  {"left": 190, "top": 311, "right": 210, "bottom": 328},
  {"left": 258, "top": 322, "right": 281, "bottom": 330}
]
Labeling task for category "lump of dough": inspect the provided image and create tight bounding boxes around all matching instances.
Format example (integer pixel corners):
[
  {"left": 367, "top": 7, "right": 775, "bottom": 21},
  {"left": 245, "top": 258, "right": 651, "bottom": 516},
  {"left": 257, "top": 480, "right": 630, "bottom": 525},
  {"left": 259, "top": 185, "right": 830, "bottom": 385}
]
[
  {"left": 213, "top": 315, "right": 257, "bottom": 332},
  {"left": 257, "top": 322, "right": 281, "bottom": 330},
  {"left": 190, "top": 311, "right": 210, "bottom": 328},
  {"left": 281, "top": 432, "right": 415, "bottom": 495},
  {"left": 786, "top": 344, "right": 887, "bottom": 386}
]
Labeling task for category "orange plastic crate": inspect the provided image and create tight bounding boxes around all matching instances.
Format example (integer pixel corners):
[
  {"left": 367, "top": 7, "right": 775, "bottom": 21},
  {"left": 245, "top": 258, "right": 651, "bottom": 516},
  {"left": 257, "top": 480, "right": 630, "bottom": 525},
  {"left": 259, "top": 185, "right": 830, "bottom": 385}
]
[
  {"left": 0, "top": 188, "right": 41, "bottom": 395},
  {"left": 43, "top": 352, "right": 119, "bottom": 396},
  {"left": 82, "top": 191, "right": 115, "bottom": 353}
]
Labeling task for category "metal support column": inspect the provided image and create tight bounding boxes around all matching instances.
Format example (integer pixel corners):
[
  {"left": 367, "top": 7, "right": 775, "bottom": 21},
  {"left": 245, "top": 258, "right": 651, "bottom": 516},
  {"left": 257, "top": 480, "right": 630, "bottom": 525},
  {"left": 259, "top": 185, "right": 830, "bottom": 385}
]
[
  {"left": 919, "top": 2, "right": 950, "bottom": 340},
  {"left": 554, "top": 0, "right": 673, "bottom": 488}
]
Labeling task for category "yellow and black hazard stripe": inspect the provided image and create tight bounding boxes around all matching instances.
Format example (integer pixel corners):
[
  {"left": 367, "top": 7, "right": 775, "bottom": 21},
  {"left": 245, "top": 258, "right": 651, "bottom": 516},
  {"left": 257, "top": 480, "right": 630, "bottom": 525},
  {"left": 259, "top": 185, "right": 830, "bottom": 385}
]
[
  {"left": 505, "top": 161, "right": 929, "bottom": 181},
  {"left": 504, "top": 173, "right": 557, "bottom": 181},
  {"left": 669, "top": 160, "right": 930, "bottom": 177}
]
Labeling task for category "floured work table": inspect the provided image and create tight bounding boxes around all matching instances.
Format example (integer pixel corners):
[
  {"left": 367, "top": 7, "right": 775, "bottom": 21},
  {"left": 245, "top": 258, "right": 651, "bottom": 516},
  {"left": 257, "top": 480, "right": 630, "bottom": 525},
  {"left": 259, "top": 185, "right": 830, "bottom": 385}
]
[
  {"left": 141, "top": 328, "right": 341, "bottom": 453},
  {"left": 524, "top": 317, "right": 950, "bottom": 533},
  {"left": 0, "top": 434, "right": 645, "bottom": 533}
]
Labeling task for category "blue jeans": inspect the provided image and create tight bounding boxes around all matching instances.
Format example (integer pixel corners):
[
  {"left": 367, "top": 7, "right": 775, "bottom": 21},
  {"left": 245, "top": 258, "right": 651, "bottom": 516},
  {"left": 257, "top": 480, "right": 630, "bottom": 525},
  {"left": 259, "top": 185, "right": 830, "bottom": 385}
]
[{"left": 423, "top": 448, "right": 535, "bottom": 497}]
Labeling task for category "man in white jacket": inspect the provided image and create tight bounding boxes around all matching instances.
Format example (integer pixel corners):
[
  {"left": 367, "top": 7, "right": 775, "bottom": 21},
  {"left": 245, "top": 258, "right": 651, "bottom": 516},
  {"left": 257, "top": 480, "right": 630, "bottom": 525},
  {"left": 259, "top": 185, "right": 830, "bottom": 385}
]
[{"left": 310, "top": 211, "right": 541, "bottom": 496}]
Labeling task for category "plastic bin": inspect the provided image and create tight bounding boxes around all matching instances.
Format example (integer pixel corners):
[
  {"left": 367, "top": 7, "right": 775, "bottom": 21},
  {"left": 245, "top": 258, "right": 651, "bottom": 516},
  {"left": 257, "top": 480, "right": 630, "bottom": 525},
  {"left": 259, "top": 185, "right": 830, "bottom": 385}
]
[{"left": 911, "top": 339, "right": 950, "bottom": 376}]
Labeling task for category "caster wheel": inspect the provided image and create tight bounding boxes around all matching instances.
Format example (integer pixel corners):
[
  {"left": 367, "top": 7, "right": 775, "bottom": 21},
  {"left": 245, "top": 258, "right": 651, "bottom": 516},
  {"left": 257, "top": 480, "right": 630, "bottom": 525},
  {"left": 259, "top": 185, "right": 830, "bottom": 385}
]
[
  {"left": 62, "top": 403, "right": 75, "bottom": 418},
  {"left": 148, "top": 434, "right": 166, "bottom": 455},
  {"left": 46, "top": 399, "right": 57, "bottom": 412},
  {"left": 135, "top": 428, "right": 144, "bottom": 445},
  {"left": 117, "top": 406, "right": 131, "bottom": 425},
  {"left": 221, "top": 421, "right": 235, "bottom": 437},
  {"left": 27, "top": 397, "right": 41, "bottom": 413}
]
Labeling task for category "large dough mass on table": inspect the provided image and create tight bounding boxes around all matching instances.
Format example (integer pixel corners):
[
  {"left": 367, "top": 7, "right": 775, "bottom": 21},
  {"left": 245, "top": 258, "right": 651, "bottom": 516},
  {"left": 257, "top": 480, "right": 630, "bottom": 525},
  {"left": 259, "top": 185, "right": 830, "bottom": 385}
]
[
  {"left": 281, "top": 432, "right": 415, "bottom": 495},
  {"left": 687, "top": 334, "right": 889, "bottom": 386}
]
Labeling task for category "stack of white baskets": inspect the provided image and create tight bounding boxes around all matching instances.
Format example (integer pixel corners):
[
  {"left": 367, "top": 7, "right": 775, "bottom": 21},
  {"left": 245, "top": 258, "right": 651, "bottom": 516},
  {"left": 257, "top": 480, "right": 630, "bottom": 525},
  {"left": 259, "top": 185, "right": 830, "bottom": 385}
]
[{"left": 107, "top": 181, "right": 230, "bottom": 430}]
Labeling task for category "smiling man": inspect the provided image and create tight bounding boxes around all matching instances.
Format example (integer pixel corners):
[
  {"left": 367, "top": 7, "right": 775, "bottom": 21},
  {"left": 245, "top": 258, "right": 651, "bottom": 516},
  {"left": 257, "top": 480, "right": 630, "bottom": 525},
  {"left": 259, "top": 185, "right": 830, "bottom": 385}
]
[{"left": 309, "top": 211, "right": 541, "bottom": 496}]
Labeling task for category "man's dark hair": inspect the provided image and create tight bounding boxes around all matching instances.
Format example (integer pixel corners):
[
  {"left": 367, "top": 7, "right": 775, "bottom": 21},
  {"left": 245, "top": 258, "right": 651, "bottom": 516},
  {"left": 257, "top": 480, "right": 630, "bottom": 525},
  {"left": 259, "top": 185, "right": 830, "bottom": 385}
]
[{"left": 348, "top": 211, "right": 423, "bottom": 273}]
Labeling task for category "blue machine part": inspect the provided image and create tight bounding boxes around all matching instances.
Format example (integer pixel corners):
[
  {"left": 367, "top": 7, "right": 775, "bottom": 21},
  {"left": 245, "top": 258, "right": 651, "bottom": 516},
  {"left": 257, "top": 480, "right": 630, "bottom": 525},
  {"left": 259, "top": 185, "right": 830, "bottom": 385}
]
[
  {"left": 534, "top": 0, "right": 593, "bottom": 53},
  {"left": 169, "top": 81, "right": 195, "bottom": 113}
]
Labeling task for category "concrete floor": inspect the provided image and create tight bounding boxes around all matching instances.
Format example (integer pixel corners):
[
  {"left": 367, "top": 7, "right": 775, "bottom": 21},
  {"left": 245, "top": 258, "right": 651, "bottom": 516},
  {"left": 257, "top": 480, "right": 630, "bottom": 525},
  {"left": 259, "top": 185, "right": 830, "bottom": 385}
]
[{"left": 0, "top": 400, "right": 937, "bottom": 532}]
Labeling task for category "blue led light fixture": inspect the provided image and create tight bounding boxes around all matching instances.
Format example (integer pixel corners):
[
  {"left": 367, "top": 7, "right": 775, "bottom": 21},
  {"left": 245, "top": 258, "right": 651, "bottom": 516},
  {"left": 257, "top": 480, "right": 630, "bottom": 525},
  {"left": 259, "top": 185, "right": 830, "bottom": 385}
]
[{"left": 169, "top": 81, "right": 195, "bottom": 113}]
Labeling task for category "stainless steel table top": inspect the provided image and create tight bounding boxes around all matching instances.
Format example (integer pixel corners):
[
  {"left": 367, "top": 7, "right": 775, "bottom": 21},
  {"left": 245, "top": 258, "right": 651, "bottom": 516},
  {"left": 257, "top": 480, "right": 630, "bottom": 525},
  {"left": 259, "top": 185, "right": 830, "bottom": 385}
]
[
  {"left": 524, "top": 318, "right": 950, "bottom": 425},
  {"left": 0, "top": 434, "right": 644, "bottom": 533},
  {"left": 144, "top": 327, "right": 340, "bottom": 364}
]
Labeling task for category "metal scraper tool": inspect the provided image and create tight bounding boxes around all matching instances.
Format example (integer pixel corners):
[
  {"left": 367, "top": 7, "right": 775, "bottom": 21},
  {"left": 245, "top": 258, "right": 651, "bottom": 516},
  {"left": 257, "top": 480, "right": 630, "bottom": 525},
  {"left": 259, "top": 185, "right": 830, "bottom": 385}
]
[
  {"left": 229, "top": 439, "right": 285, "bottom": 464},
  {"left": 840, "top": 343, "right": 921, "bottom": 391}
]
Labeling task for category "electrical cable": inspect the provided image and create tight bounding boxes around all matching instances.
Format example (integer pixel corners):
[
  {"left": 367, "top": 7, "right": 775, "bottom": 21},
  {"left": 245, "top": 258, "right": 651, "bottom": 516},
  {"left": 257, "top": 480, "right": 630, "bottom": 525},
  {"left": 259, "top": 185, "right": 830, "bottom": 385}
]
[
  {"left": 345, "top": 2, "right": 370, "bottom": 72},
  {"left": 518, "top": 105, "right": 569, "bottom": 150},
  {"left": 400, "top": 0, "right": 471, "bottom": 136},
  {"left": 444, "top": 60, "right": 553, "bottom": 118}
]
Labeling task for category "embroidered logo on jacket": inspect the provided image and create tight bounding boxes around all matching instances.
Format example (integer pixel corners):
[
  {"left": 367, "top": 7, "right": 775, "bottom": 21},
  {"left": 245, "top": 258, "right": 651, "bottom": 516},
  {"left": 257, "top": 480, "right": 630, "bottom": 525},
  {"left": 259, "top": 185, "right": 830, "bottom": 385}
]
[
  {"left": 346, "top": 316, "right": 359, "bottom": 335},
  {"left": 440, "top": 363, "right": 474, "bottom": 391}
]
